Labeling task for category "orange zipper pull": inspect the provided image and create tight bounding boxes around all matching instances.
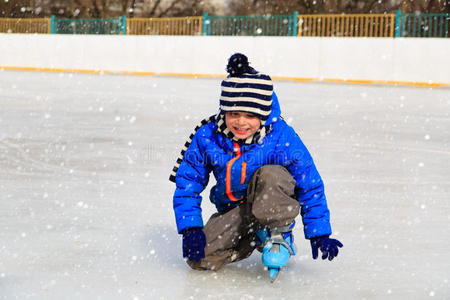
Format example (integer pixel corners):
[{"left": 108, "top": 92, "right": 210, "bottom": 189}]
[{"left": 226, "top": 142, "right": 243, "bottom": 202}]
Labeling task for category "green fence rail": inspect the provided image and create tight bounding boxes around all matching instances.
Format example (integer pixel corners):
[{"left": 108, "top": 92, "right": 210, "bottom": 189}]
[
  {"left": 396, "top": 10, "right": 450, "bottom": 37},
  {"left": 0, "top": 10, "right": 449, "bottom": 37},
  {"left": 202, "top": 12, "right": 298, "bottom": 36},
  {"left": 53, "top": 16, "right": 126, "bottom": 34}
]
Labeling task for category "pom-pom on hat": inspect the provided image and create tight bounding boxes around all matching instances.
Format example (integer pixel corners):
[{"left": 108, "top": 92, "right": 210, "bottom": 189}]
[{"left": 220, "top": 53, "right": 273, "bottom": 123}]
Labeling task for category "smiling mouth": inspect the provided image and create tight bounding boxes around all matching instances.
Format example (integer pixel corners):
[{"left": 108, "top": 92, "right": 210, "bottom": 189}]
[{"left": 233, "top": 127, "right": 249, "bottom": 135}]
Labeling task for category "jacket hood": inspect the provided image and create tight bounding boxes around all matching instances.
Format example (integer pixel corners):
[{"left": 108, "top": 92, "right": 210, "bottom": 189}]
[{"left": 265, "top": 91, "right": 281, "bottom": 126}]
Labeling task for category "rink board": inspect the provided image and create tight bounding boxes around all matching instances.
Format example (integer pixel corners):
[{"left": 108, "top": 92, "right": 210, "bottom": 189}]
[{"left": 0, "top": 34, "right": 449, "bottom": 87}]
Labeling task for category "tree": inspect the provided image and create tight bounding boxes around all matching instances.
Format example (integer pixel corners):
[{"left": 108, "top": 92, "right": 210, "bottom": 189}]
[
  {"left": 397, "top": 0, "right": 450, "bottom": 14},
  {"left": 0, "top": 0, "right": 37, "bottom": 18},
  {"left": 225, "top": 0, "right": 450, "bottom": 15},
  {"left": 0, "top": 0, "right": 214, "bottom": 18},
  {"left": 137, "top": 0, "right": 215, "bottom": 17},
  {"left": 0, "top": 0, "right": 216, "bottom": 18},
  {"left": 1, "top": 0, "right": 447, "bottom": 18}
]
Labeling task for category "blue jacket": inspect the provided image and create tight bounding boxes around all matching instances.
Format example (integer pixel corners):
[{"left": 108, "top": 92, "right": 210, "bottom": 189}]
[{"left": 173, "top": 93, "right": 332, "bottom": 239}]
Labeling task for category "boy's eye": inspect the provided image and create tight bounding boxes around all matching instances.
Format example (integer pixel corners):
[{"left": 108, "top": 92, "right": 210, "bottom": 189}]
[{"left": 228, "top": 112, "right": 256, "bottom": 118}]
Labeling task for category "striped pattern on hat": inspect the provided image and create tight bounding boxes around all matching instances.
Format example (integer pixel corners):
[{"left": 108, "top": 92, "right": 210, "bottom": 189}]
[{"left": 220, "top": 73, "right": 273, "bottom": 122}]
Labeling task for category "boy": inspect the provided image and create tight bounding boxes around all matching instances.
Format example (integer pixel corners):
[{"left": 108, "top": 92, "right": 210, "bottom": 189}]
[{"left": 170, "top": 53, "right": 343, "bottom": 281}]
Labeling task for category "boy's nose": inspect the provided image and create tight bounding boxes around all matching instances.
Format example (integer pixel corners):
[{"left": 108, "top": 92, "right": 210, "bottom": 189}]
[{"left": 237, "top": 117, "right": 246, "bottom": 125}]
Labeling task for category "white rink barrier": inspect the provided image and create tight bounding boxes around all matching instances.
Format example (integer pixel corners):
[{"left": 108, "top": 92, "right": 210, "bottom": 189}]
[{"left": 0, "top": 34, "right": 449, "bottom": 87}]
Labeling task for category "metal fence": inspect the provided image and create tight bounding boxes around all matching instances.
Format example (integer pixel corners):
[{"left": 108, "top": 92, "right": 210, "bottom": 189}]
[
  {"left": 0, "top": 18, "right": 50, "bottom": 33},
  {"left": 298, "top": 14, "right": 396, "bottom": 37},
  {"left": 397, "top": 13, "right": 450, "bottom": 37},
  {"left": 127, "top": 16, "right": 202, "bottom": 35},
  {"left": 202, "top": 13, "right": 298, "bottom": 36},
  {"left": 0, "top": 11, "right": 449, "bottom": 38},
  {"left": 53, "top": 16, "right": 125, "bottom": 34}
]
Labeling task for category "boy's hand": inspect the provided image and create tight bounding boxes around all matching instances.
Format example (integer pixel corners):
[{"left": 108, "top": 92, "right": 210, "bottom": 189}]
[
  {"left": 182, "top": 227, "right": 206, "bottom": 262},
  {"left": 310, "top": 236, "right": 343, "bottom": 261}
]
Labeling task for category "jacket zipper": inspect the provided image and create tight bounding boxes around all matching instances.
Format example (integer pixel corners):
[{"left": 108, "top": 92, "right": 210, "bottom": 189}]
[
  {"left": 241, "top": 161, "right": 247, "bottom": 184},
  {"left": 226, "top": 142, "right": 245, "bottom": 202}
]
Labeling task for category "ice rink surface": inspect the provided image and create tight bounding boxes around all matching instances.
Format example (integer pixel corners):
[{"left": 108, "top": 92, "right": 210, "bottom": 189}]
[{"left": 0, "top": 70, "right": 449, "bottom": 299}]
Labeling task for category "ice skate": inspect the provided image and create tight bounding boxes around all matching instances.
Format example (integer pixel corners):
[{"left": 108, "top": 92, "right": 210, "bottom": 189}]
[
  {"left": 259, "top": 222, "right": 296, "bottom": 282},
  {"left": 255, "top": 228, "right": 269, "bottom": 253}
]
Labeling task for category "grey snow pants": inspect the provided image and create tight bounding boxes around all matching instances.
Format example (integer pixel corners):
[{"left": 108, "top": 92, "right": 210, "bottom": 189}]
[{"left": 187, "top": 165, "right": 300, "bottom": 271}]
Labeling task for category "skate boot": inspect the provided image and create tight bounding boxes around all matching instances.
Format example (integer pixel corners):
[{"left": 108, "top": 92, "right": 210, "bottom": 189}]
[
  {"left": 255, "top": 228, "right": 269, "bottom": 253},
  {"left": 260, "top": 222, "right": 296, "bottom": 282}
]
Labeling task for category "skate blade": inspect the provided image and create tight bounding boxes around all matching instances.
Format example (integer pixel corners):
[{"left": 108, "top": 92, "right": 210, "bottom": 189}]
[{"left": 269, "top": 268, "right": 280, "bottom": 283}]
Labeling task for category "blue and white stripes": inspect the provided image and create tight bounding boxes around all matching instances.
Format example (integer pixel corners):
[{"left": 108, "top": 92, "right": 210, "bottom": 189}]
[
  {"left": 220, "top": 73, "right": 273, "bottom": 122},
  {"left": 169, "top": 115, "right": 216, "bottom": 183}
]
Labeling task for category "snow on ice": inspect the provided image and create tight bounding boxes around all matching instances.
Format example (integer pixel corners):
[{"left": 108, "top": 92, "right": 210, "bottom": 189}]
[{"left": 0, "top": 71, "right": 449, "bottom": 299}]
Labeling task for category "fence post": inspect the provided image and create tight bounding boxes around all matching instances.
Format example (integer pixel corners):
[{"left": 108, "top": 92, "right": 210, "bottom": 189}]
[
  {"left": 121, "top": 15, "right": 127, "bottom": 34},
  {"left": 50, "top": 15, "right": 56, "bottom": 34},
  {"left": 202, "top": 12, "right": 209, "bottom": 36},
  {"left": 395, "top": 9, "right": 401, "bottom": 37},
  {"left": 292, "top": 11, "right": 298, "bottom": 36}
]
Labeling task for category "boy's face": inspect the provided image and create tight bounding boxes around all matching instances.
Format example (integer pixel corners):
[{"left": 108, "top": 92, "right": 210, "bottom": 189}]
[{"left": 225, "top": 111, "right": 261, "bottom": 140}]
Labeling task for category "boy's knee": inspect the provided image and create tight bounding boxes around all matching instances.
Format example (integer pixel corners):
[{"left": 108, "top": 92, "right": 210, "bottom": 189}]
[
  {"left": 186, "top": 258, "right": 225, "bottom": 271},
  {"left": 255, "top": 165, "right": 295, "bottom": 189},
  {"left": 248, "top": 165, "right": 299, "bottom": 224},
  {"left": 186, "top": 259, "right": 209, "bottom": 271}
]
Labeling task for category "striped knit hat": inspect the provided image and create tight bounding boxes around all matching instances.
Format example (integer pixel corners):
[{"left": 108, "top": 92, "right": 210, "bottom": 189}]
[
  {"left": 220, "top": 53, "right": 273, "bottom": 123},
  {"left": 169, "top": 54, "right": 275, "bottom": 183}
]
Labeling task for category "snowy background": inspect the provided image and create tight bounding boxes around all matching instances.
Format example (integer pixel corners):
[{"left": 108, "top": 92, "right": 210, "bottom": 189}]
[{"left": 0, "top": 70, "right": 449, "bottom": 299}]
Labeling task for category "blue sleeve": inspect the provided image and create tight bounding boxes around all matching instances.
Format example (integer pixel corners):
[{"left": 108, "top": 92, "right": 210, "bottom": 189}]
[
  {"left": 282, "top": 126, "right": 332, "bottom": 239},
  {"left": 173, "top": 130, "right": 211, "bottom": 233}
]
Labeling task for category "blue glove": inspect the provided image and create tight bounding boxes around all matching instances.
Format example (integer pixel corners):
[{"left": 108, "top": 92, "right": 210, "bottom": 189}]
[
  {"left": 182, "top": 227, "right": 206, "bottom": 262},
  {"left": 310, "top": 236, "right": 343, "bottom": 261}
]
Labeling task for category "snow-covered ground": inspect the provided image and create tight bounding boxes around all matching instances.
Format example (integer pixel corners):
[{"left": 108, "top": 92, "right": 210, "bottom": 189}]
[{"left": 0, "top": 70, "right": 449, "bottom": 299}]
